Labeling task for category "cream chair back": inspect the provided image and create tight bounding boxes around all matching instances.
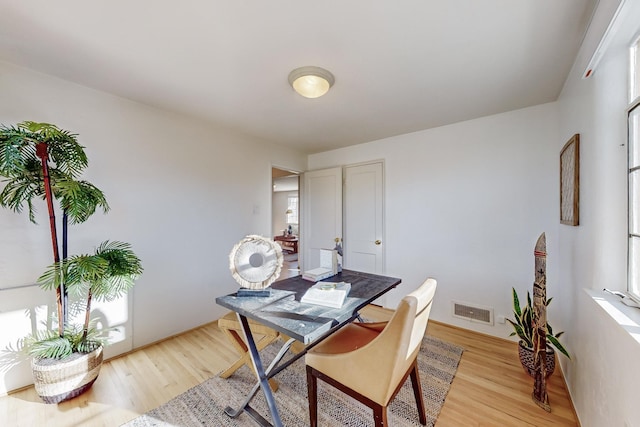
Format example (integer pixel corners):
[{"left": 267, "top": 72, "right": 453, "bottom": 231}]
[
  {"left": 406, "top": 277, "right": 438, "bottom": 359},
  {"left": 371, "top": 277, "right": 437, "bottom": 403}
]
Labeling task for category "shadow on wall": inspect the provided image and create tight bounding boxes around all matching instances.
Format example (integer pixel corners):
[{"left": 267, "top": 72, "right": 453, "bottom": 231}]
[
  {"left": 0, "top": 285, "right": 112, "bottom": 394},
  {"left": 0, "top": 284, "right": 54, "bottom": 392}
]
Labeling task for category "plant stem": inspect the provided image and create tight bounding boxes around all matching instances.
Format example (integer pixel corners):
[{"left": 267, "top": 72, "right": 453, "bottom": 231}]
[
  {"left": 62, "top": 211, "right": 69, "bottom": 323},
  {"left": 82, "top": 289, "right": 93, "bottom": 342},
  {"left": 36, "top": 142, "right": 64, "bottom": 337}
]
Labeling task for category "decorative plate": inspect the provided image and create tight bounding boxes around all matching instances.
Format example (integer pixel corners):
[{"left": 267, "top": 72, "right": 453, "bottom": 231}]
[{"left": 229, "top": 235, "right": 283, "bottom": 289}]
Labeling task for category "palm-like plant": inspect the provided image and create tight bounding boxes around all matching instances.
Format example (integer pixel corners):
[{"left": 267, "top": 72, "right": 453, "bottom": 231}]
[
  {"left": 507, "top": 287, "right": 570, "bottom": 359},
  {"left": 0, "top": 121, "right": 141, "bottom": 359},
  {"left": 34, "top": 241, "right": 143, "bottom": 358}
]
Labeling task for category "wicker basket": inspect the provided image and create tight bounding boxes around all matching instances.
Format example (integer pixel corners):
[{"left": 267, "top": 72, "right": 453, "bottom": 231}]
[
  {"left": 518, "top": 341, "right": 555, "bottom": 378},
  {"left": 31, "top": 346, "right": 103, "bottom": 404}
]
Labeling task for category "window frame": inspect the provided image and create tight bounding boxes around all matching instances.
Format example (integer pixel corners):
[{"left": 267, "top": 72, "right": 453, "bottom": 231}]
[
  {"left": 627, "top": 34, "right": 640, "bottom": 301},
  {"left": 630, "top": 33, "right": 640, "bottom": 102}
]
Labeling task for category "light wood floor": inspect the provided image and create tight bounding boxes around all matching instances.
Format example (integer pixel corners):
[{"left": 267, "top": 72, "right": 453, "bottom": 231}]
[{"left": 0, "top": 305, "right": 578, "bottom": 427}]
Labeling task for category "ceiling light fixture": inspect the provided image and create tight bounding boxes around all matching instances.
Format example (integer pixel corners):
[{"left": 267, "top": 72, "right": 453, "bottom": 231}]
[{"left": 288, "top": 66, "right": 335, "bottom": 99}]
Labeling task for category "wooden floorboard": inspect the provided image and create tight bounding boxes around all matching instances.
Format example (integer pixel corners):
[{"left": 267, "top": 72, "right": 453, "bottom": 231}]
[{"left": 0, "top": 305, "right": 578, "bottom": 426}]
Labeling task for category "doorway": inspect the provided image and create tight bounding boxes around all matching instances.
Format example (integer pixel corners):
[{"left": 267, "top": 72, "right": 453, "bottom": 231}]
[{"left": 272, "top": 167, "right": 300, "bottom": 279}]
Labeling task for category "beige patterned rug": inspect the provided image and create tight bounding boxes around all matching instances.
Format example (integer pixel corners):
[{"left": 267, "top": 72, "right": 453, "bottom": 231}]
[{"left": 123, "top": 335, "right": 463, "bottom": 427}]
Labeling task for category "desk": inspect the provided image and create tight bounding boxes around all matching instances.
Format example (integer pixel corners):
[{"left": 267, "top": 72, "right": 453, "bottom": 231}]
[
  {"left": 273, "top": 235, "right": 298, "bottom": 254},
  {"left": 216, "top": 269, "right": 401, "bottom": 427}
]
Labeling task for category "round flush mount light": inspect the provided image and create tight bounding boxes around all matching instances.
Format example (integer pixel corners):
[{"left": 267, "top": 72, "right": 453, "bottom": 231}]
[{"left": 288, "top": 66, "right": 335, "bottom": 99}]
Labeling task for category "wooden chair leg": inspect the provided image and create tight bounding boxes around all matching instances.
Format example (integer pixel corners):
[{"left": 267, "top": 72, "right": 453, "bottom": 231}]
[
  {"left": 373, "top": 404, "right": 388, "bottom": 427},
  {"left": 409, "top": 360, "right": 427, "bottom": 425},
  {"left": 306, "top": 366, "right": 319, "bottom": 427},
  {"left": 308, "top": 362, "right": 423, "bottom": 427}
]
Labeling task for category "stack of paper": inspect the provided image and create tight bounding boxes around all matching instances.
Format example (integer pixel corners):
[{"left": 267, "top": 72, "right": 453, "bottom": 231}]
[
  {"left": 302, "top": 267, "right": 335, "bottom": 282},
  {"left": 302, "top": 248, "right": 338, "bottom": 281},
  {"left": 301, "top": 281, "right": 351, "bottom": 308}
]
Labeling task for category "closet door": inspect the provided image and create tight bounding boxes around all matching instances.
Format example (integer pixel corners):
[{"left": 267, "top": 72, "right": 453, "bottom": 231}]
[
  {"left": 344, "top": 161, "right": 384, "bottom": 274},
  {"left": 301, "top": 167, "right": 342, "bottom": 271}
]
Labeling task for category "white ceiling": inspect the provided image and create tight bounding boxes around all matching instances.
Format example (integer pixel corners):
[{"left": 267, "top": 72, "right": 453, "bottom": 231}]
[{"left": 0, "top": 1, "right": 597, "bottom": 154}]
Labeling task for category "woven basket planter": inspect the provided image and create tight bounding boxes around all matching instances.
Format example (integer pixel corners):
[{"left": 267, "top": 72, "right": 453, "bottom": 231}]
[
  {"left": 518, "top": 341, "right": 555, "bottom": 378},
  {"left": 31, "top": 346, "right": 103, "bottom": 404}
]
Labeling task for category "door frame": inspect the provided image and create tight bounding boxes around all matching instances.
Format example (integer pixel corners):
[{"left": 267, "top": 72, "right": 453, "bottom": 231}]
[{"left": 271, "top": 165, "right": 302, "bottom": 251}]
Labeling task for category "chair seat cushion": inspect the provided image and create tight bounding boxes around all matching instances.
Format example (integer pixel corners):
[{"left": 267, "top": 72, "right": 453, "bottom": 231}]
[{"left": 308, "top": 323, "right": 380, "bottom": 356}]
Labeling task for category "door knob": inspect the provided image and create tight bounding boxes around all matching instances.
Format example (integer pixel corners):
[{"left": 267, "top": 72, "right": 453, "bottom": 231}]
[{"left": 375, "top": 240, "right": 381, "bottom": 245}]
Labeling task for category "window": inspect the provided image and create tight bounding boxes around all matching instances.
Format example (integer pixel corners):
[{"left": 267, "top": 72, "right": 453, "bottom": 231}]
[
  {"left": 628, "top": 36, "right": 640, "bottom": 299},
  {"left": 631, "top": 36, "right": 640, "bottom": 102},
  {"left": 286, "top": 195, "right": 298, "bottom": 224}
]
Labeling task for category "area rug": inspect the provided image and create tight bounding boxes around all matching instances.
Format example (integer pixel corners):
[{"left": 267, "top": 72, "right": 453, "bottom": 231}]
[{"left": 122, "top": 335, "right": 463, "bottom": 427}]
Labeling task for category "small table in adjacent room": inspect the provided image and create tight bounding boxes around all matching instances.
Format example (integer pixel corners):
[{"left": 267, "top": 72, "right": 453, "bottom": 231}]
[
  {"left": 273, "top": 235, "right": 298, "bottom": 254},
  {"left": 216, "top": 269, "right": 401, "bottom": 427}
]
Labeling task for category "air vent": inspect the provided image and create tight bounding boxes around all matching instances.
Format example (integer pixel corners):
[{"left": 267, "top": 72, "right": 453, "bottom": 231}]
[{"left": 452, "top": 301, "right": 494, "bottom": 325}]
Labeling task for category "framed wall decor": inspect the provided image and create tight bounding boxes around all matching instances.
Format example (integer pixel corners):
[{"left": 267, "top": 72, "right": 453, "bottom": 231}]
[{"left": 560, "top": 134, "right": 580, "bottom": 226}]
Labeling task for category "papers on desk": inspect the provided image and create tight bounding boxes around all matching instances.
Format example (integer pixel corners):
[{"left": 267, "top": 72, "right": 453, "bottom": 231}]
[
  {"left": 302, "top": 267, "right": 335, "bottom": 282},
  {"left": 301, "top": 281, "right": 351, "bottom": 308}
]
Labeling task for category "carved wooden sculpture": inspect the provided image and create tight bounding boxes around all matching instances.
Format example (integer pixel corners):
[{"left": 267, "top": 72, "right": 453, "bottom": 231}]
[{"left": 532, "top": 232, "right": 551, "bottom": 411}]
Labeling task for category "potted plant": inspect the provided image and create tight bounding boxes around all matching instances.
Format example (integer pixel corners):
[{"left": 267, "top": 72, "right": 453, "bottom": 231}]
[
  {"left": 0, "top": 121, "right": 142, "bottom": 403},
  {"left": 507, "top": 287, "right": 570, "bottom": 377}
]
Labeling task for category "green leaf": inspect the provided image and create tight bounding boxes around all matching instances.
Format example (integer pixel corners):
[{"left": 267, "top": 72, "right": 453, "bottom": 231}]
[
  {"left": 507, "top": 287, "right": 568, "bottom": 359},
  {"left": 547, "top": 334, "right": 571, "bottom": 359},
  {"left": 522, "top": 305, "right": 533, "bottom": 340},
  {"left": 512, "top": 288, "right": 522, "bottom": 317},
  {"left": 17, "top": 121, "right": 88, "bottom": 178},
  {"left": 27, "top": 336, "right": 73, "bottom": 359},
  {"left": 506, "top": 319, "right": 532, "bottom": 347},
  {"left": 0, "top": 121, "right": 95, "bottom": 224},
  {"left": 56, "top": 178, "right": 109, "bottom": 224},
  {"left": 36, "top": 261, "right": 65, "bottom": 291}
]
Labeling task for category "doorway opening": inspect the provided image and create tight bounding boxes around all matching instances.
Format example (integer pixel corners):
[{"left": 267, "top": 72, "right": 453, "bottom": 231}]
[{"left": 272, "top": 167, "right": 300, "bottom": 279}]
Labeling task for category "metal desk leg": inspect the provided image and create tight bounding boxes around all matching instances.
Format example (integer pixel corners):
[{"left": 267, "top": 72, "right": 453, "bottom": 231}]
[{"left": 223, "top": 313, "right": 292, "bottom": 427}]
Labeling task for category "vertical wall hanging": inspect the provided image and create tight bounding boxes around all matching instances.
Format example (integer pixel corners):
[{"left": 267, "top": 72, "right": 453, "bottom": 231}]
[{"left": 560, "top": 134, "right": 580, "bottom": 226}]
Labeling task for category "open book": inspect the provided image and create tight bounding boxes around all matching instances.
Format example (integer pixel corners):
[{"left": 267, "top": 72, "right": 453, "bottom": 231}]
[{"left": 301, "top": 281, "right": 351, "bottom": 308}]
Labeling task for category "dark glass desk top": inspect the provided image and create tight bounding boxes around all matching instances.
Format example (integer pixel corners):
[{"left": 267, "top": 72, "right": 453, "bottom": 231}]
[{"left": 216, "top": 269, "right": 401, "bottom": 344}]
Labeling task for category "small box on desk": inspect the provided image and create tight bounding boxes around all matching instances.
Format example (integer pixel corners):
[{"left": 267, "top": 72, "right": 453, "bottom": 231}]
[
  {"left": 236, "top": 288, "right": 272, "bottom": 297},
  {"left": 302, "top": 249, "right": 338, "bottom": 282}
]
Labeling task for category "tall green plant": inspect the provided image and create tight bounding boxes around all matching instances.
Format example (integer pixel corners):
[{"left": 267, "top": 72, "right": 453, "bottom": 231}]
[
  {"left": 507, "top": 287, "right": 570, "bottom": 359},
  {"left": 1, "top": 121, "right": 140, "bottom": 359},
  {"left": 35, "top": 240, "right": 143, "bottom": 358}
]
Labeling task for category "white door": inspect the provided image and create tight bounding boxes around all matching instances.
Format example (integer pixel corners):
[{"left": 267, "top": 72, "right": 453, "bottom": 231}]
[
  {"left": 344, "top": 162, "right": 384, "bottom": 274},
  {"left": 301, "top": 167, "right": 342, "bottom": 271}
]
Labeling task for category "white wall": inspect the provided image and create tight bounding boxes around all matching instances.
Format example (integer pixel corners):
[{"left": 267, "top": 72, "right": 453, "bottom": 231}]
[
  {"left": 309, "top": 102, "right": 560, "bottom": 338},
  {"left": 0, "top": 61, "right": 306, "bottom": 394},
  {"left": 556, "top": 0, "right": 640, "bottom": 424}
]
